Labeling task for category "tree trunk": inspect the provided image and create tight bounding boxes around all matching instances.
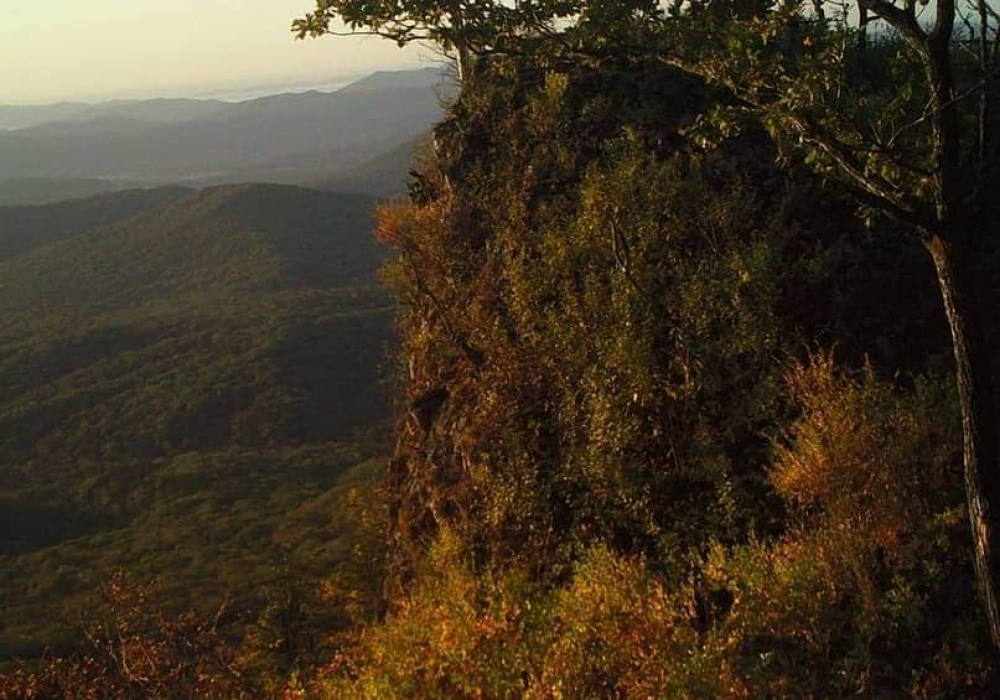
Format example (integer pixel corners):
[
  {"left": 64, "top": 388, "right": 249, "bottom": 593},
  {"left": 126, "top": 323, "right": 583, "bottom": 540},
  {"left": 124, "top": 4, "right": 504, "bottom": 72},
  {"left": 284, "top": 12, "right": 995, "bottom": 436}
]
[
  {"left": 927, "top": 231, "right": 1000, "bottom": 651},
  {"left": 456, "top": 44, "right": 473, "bottom": 84}
]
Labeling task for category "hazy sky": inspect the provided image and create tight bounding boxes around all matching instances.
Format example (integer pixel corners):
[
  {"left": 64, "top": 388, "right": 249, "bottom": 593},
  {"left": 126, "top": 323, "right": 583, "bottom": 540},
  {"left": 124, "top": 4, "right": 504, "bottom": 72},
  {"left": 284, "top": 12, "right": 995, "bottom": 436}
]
[{"left": 0, "top": 1, "right": 429, "bottom": 104}]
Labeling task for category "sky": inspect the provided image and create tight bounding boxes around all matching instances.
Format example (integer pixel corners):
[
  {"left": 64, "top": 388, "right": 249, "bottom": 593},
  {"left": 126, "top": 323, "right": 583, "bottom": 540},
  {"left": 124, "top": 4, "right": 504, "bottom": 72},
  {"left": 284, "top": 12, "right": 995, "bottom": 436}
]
[{"left": 0, "top": 0, "right": 429, "bottom": 105}]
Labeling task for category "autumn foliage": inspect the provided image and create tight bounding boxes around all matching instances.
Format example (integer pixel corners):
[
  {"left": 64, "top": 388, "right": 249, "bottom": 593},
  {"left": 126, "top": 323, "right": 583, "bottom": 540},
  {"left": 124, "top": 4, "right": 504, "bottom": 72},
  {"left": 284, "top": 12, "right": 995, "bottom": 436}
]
[
  {"left": 7, "top": 15, "right": 1000, "bottom": 698},
  {"left": 303, "top": 57, "right": 994, "bottom": 698}
]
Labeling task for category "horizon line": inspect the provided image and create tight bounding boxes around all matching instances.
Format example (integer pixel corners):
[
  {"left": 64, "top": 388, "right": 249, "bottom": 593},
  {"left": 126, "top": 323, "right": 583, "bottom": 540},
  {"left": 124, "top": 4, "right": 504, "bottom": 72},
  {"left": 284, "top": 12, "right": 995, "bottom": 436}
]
[{"left": 0, "top": 62, "right": 443, "bottom": 108}]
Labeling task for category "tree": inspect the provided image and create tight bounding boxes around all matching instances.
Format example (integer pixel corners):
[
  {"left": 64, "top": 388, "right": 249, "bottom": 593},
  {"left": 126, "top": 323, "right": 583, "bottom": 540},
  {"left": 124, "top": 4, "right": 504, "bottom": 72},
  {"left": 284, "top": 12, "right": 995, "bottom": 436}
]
[
  {"left": 647, "top": 0, "right": 1000, "bottom": 653},
  {"left": 294, "top": 0, "right": 577, "bottom": 81}
]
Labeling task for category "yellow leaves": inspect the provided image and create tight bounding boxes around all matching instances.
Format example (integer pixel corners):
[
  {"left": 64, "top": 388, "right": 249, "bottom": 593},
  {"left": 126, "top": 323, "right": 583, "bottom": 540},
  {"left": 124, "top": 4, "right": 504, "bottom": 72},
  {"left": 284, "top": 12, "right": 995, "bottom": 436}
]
[
  {"left": 759, "top": 349, "right": 964, "bottom": 653},
  {"left": 533, "top": 546, "right": 700, "bottom": 700},
  {"left": 373, "top": 201, "right": 415, "bottom": 249},
  {"left": 374, "top": 201, "right": 443, "bottom": 250},
  {"left": 543, "top": 72, "right": 569, "bottom": 101},
  {"left": 324, "top": 531, "right": 538, "bottom": 699}
]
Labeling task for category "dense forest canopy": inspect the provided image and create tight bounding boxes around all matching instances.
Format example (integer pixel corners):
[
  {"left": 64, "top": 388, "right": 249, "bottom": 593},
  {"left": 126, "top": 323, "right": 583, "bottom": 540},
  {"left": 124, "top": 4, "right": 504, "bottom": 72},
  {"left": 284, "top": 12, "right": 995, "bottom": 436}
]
[
  {"left": 4, "top": 0, "right": 1000, "bottom": 697},
  {"left": 0, "top": 185, "right": 396, "bottom": 684}
]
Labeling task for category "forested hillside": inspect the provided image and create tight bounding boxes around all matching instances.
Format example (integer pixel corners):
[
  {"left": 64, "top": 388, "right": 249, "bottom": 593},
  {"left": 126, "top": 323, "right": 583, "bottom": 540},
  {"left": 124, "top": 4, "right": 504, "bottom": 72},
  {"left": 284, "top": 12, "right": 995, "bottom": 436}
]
[
  {"left": 288, "top": 0, "right": 998, "bottom": 696},
  {"left": 308, "top": 57, "right": 989, "bottom": 700},
  {"left": 0, "top": 184, "right": 395, "bottom": 663},
  {"left": 0, "top": 186, "right": 191, "bottom": 259}
]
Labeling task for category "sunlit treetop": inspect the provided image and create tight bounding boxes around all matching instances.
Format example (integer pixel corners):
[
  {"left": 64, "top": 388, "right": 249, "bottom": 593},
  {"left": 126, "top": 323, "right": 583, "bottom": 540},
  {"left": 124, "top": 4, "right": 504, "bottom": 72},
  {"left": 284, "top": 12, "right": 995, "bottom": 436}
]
[
  {"left": 295, "top": 0, "right": 585, "bottom": 78},
  {"left": 292, "top": 1, "right": 679, "bottom": 78}
]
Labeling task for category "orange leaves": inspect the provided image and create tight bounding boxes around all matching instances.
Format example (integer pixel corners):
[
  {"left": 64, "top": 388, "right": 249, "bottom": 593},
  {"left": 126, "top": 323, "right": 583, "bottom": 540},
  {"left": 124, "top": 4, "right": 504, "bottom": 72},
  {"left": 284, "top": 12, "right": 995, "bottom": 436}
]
[
  {"left": 374, "top": 201, "right": 418, "bottom": 250},
  {"left": 0, "top": 573, "right": 256, "bottom": 700},
  {"left": 532, "top": 546, "right": 700, "bottom": 700},
  {"left": 771, "top": 349, "right": 959, "bottom": 564},
  {"left": 374, "top": 200, "right": 449, "bottom": 253}
]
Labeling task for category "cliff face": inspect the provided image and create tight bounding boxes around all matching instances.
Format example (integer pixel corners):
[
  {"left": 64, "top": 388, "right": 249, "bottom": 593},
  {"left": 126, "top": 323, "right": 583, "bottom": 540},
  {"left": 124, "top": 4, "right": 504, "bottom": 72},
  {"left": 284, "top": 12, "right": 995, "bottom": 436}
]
[
  {"left": 380, "top": 57, "right": 943, "bottom": 579},
  {"left": 333, "top": 55, "right": 990, "bottom": 698}
]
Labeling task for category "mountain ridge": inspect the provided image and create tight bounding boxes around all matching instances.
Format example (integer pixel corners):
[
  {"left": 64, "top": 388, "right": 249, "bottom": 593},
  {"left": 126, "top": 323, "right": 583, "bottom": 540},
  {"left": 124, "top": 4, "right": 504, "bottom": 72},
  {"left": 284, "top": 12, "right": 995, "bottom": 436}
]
[
  {"left": 0, "top": 69, "right": 447, "bottom": 186},
  {"left": 0, "top": 185, "right": 193, "bottom": 261}
]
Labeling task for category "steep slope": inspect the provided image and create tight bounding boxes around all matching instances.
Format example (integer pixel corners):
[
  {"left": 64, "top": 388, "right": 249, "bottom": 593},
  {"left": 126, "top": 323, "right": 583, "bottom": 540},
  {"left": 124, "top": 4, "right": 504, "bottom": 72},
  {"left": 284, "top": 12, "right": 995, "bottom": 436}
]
[
  {"left": 318, "top": 56, "right": 987, "bottom": 700},
  {"left": 0, "top": 184, "right": 396, "bottom": 660},
  {"left": 335, "top": 67, "right": 447, "bottom": 94}
]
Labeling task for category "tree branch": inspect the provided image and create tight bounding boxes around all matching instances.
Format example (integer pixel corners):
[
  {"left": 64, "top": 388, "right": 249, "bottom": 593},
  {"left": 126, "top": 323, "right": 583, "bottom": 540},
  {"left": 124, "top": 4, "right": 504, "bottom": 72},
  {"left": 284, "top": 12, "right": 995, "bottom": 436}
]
[
  {"left": 659, "top": 55, "right": 933, "bottom": 230},
  {"left": 859, "top": 0, "right": 927, "bottom": 47}
]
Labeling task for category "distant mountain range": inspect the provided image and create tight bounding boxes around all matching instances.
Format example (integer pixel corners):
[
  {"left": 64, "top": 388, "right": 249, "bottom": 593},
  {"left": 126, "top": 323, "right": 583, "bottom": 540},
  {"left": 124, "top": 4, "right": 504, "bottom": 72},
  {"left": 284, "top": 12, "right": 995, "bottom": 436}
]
[
  {"left": 0, "top": 68, "right": 447, "bottom": 198},
  {"left": 0, "top": 98, "right": 229, "bottom": 132},
  {"left": 0, "top": 184, "right": 395, "bottom": 659}
]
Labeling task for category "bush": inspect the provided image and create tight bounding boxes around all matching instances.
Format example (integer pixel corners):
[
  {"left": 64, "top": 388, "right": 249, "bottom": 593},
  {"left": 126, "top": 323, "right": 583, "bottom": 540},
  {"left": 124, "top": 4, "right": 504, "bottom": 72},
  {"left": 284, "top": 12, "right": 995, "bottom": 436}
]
[{"left": 321, "top": 532, "right": 537, "bottom": 700}]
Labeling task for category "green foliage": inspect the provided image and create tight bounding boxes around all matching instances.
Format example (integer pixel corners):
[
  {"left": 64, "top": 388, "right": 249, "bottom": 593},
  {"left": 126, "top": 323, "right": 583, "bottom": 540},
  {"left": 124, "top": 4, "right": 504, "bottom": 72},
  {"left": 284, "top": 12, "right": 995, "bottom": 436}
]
[
  {"left": 0, "top": 186, "right": 191, "bottom": 259},
  {"left": 666, "top": 13, "right": 946, "bottom": 227},
  {"left": 10, "top": 2, "right": 1000, "bottom": 694},
  {"left": 294, "top": 0, "right": 578, "bottom": 59},
  {"left": 0, "top": 184, "right": 395, "bottom": 662}
]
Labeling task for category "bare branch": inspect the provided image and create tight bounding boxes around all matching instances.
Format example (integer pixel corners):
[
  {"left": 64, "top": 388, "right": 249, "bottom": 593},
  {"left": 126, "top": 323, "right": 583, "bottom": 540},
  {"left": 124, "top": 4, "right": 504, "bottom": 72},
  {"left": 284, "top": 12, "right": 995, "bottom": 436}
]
[{"left": 859, "top": 0, "right": 928, "bottom": 47}]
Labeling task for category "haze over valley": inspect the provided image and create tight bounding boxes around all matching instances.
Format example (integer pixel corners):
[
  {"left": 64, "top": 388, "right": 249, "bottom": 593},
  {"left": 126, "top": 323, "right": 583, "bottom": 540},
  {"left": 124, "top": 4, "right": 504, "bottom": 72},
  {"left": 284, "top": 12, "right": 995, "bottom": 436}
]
[{"left": 0, "top": 67, "right": 445, "bottom": 202}]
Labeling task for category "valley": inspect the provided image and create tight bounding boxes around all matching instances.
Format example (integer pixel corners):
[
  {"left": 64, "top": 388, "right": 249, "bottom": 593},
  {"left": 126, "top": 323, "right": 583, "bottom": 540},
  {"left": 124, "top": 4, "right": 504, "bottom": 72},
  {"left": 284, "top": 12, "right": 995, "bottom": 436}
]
[{"left": 0, "top": 183, "right": 396, "bottom": 661}]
